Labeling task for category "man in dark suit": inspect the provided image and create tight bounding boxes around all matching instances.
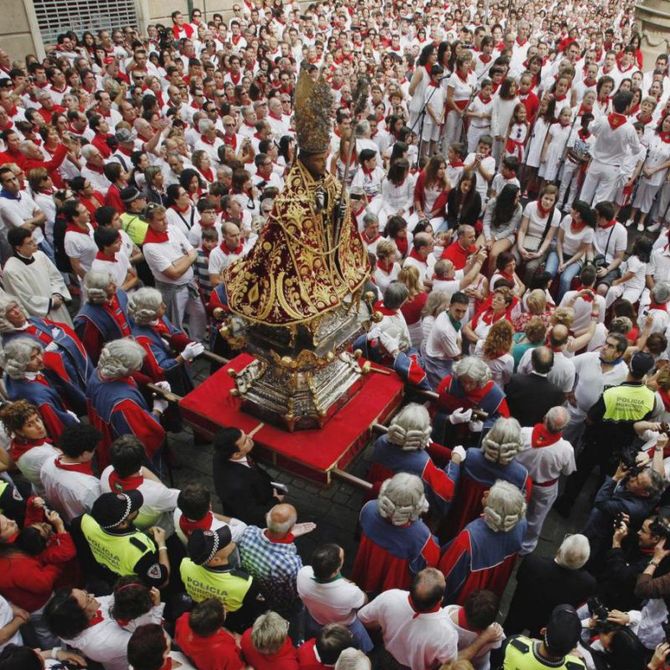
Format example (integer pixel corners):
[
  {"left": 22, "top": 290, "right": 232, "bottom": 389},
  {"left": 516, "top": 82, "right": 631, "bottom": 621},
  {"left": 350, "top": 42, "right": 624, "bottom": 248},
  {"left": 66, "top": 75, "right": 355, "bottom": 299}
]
[
  {"left": 505, "top": 347, "right": 564, "bottom": 427},
  {"left": 212, "top": 427, "right": 281, "bottom": 527}
]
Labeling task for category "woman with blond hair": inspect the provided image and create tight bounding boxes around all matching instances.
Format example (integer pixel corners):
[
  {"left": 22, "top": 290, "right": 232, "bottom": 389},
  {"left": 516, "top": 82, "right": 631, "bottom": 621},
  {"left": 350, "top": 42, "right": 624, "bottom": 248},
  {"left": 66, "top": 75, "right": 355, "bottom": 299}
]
[
  {"left": 420, "top": 290, "right": 451, "bottom": 352},
  {"left": 513, "top": 288, "right": 552, "bottom": 332},
  {"left": 398, "top": 265, "right": 429, "bottom": 348},
  {"left": 475, "top": 319, "right": 514, "bottom": 386},
  {"left": 372, "top": 239, "right": 401, "bottom": 294}
]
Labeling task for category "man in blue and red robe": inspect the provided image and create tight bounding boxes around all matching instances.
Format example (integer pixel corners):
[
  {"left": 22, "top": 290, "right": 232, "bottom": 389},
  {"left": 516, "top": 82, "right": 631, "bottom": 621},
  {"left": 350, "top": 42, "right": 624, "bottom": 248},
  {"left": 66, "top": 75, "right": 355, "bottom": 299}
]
[
  {"left": 439, "top": 514, "right": 527, "bottom": 605},
  {"left": 86, "top": 369, "right": 165, "bottom": 468},
  {"left": 74, "top": 289, "right": 131, "bottom": 364},
  {"left": 351, "top": 498, "right": 440, "bottom": 595}
]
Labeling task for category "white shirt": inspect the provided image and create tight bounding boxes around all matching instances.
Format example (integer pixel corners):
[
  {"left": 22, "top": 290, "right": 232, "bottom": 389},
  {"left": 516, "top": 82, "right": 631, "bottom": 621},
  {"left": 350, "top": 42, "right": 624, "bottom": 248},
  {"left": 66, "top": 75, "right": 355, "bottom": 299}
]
[
  {"left": 516, "top": 426, "right": 576, "bottom": 485},
  {"left": 592, "top": 223, "right": 627, "bottom": 264},
  {"left": 474, "top": 341, "right": 514, "bottom": 387},
  {"left": 39, "top": 456, "right": 101, "bottom": 523},
  {"left": 569, "top": 352, "right": 629, "bottom": 415},
  {"left": 558, "top": 291, "right": 606, "bottom": 333},
  {"left": 0, "top": 190, "right": 45, "bottom": 243},
  {"left": 445, "top": 604, "right": 502, "bottom": 670},
  {"left": 558, "top": 215, "right": 594, "bottom": 257},
  {"left": 0, "top": 596, "right": 21, "bottom": 651},
  {"left": 403, "top": 254, "right": 435, "bottom": 285},
  {"left": 208, "top": 242, "right": 245, "bottom": 278},
  {"left": 372, "top": 262, "right": 401, "bottom": 294},
  {"left": 425, "top": 311, "right": 462, "bottom": 360},
  {"left": 296, "top": 566, "right": 366, "bottom": 625},
  {"left": 64, "top": 224, "right": 97, "bottom": 273},
  {"left": 589, "top": 114, "right": 642, "bottom": 165},
  {"left": 518, "top": 348, "right": 575, "bottom": 392},
  {"left": 15, "top": 442, "right": 60, "bottom": 494},
  {"left": 649, "top": 246, "right": 670, "bottom": 286},
  {"left": 91, "top": 253, "right": 131, "bottom": 289},
  {"left": 358, "top": 589, "right": 458, "bottom": 670},
  {"left": 143, "top": 224, "right": 195, "bottom": 285},
  {"left": 100, "top": 466, "right": 180, "bottom": 529}
]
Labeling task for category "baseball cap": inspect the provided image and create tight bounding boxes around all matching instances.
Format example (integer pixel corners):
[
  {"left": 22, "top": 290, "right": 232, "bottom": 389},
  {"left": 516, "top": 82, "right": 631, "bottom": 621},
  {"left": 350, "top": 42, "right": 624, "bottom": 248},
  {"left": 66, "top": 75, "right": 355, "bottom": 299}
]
[
  {"left": 187, "top": 526, "right": 232, "bottom": 565},
  {"left": 120, "top": 186, "right": 143, "bottom": 203},
  {"left": 544, "top": 605, "right": 581, "bottom": 657},
  {"left": 630, "top": 351, "right": 655, "bottom": 378},
  {"left": 91, "top": 490, "right": 143, "bottom": 529},
  {"left": 115, "top": 127, "right": 137, "bottom": 144}
]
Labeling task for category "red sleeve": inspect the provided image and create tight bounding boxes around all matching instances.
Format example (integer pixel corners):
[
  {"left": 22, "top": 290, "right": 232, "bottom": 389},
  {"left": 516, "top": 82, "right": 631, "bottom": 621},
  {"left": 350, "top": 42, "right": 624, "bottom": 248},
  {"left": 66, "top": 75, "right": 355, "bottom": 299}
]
[
  {"left": 24, "top": 497, "right": 47, "bottom": 526},
  {"left": 112, "top": 399, "right": 165, "bottom": 459},
  {"left": 136, "top": 337, "right": 167, "bottom": 381},
  {"left": 421, "top": 533, "right": 441, "bottom": 567},
  {"left": 497, "top": 398, "right": 510, "bottom": 417},
  {"left": 421, "top": 459, "right": 457, "bottom": 503},
  {"left": 38, "top": 402, "right": 67, "bottom": 441},
  {"left": 78, "top": 319, "right": 103, "bottom": 364},
  {"left": 40, "top": 532, "right": 77, "bottom": 564}
]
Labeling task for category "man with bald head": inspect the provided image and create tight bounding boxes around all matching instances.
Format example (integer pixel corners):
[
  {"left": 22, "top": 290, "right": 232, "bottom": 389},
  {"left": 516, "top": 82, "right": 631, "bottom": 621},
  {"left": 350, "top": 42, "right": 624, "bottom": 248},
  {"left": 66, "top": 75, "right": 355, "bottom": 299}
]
[
  {"left": 517, "top": 325, "right": 576, "bottom": 396},
  {"left": 516, "top": 406, "right": 576, "bottom": 554},
  {"left": 238, "top": 502, "right": 316, "bottom": 618},
  {"left": 208, "top": 221, "right": 245, "bottom": 288}
]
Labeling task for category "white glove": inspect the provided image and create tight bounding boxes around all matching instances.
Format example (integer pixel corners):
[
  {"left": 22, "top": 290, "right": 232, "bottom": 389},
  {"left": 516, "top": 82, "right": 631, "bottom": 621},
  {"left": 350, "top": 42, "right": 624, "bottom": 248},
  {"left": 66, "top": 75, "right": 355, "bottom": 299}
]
[
  {"left": 448, "top": 408, "right": 473, "bottom": 425},
  {"left": 153, "top": 381, "right": 172, "bottom": 394},
  {"left": 181, "top": 342, "right": 205, "bottom": 362},
  {"left": 50, "top": 327, "right": 61, "bottom": 339},
  {"left": 468, "top": 419, "right": 484, "bottom": 433},
  {"left": 451, "top": 445, "right": 467, "bottom": 462},
  {"left": 153, "top": 398, "right": 169, "bottom": 414}
]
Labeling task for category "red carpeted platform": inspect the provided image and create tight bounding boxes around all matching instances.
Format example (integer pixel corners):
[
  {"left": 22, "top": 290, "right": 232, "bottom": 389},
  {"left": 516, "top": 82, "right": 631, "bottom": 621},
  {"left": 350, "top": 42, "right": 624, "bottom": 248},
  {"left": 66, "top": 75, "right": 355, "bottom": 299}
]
[{"left": 179, "top": 353, "right": 404, "bottom": 484}]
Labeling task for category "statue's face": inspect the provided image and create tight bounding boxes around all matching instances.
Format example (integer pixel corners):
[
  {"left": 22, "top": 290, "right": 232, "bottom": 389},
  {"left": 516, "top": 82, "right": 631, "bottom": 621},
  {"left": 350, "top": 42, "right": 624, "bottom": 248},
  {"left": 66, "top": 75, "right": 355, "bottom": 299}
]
[{"left": 300, "top": 151, "right": 328, "bottom": 179}]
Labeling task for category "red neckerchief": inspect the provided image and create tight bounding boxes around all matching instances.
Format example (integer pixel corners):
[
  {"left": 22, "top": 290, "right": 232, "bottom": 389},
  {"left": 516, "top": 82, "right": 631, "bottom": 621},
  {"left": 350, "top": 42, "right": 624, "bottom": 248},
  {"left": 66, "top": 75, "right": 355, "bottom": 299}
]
[
  {"left": 108, "top": 470, "right": 143, "bottom": 492},
  {"left": 516, "top": 37, "right": 527, "bottom": 46},
  {"left": 408, "top": 594, "right": 441, "bottom": 618},
  {"left": 200, "top": 135, "right": 214, "bottom": 145},
  {"left": 600, "top": 219, "right": 617, "bottom": 229},
  {"left": 55, "top": 456, "right": 94, "bottom": 476},
  {"left": 144, "top": 228, "right": 169, "bottom": 244},
  {"left": 374, "top": 301, "right": 398, "bottom": 316},
  {"left": 263, "top": 530, "right": 295, "bottom": 544},
  {"left": 9, "top": 436, "right": 51, "bottom": 462},
  {"left": 88, "top": 610, "right": 104, "bottom": 627},
  {"left": 200, "top": 166, "right": 214, "bottom": 181},
  {"left": 269, "top": 111, "right": 283, "bottom": 121},
  {"left": 532, "top": 423, "right": 563, "bottom": 447},
  {"left": 554, "top": 93, "right": 567, "bottom": 103},
  {"left": 637, "top": 112, "right": 653, "bottom": 125},
  {"left": 449, "top": 159, "right": 464, "bottom": 168},
  {"left": 117, "top": 146, "right": 133, "bottom": 157},
  {"left": 86, "top": 163, "right": 105, "bottom": 174},
  {"left": 478, "top": 92, "right": 491, "bottom": 103},
  {"left": 570, "top": 218, "right": 585, "bottom": 233},
  {"left": 408, "top": 248, "right": 426, "bottom": 265},
  {"left": 536, "top": 202, "right": 552, "bottom": 218},
  {"left": 223, "top": 134, "right": 237, "bottom": 150},
  {"left": 179, "top": 511, "right": 213, "bottom": 536},
  {"left": 583, "top": 77, "right": 597, "bottom": 86},
  {"left": 479, "top": 53, "right": 492, "bottom": 63},
  {"left": 362, "top": 231, "right": 381, "bottom": 244},
  {"left": 95, "top": 250, "right": 116, "bottom": 262},
  {"left": 607, "top": 113, "right": 627, "bottom": 130},
  {"left": 578, "top": 128, "right": 591, "bottom": 141},
  {"left": 220, "top": 241, "right": 243, "bottom": 255},
  {"left": 376, "top": 259, "right": 394, "bottom": 274},
  {"left": 661, "top": 132, "right": 670, "bottom": 144},
  {"left": 65, "top": 224, "right": 90, "bottom": 236},
  {"left": 650, "top": 302, "right": 668, "bottom": 312},
  {"left": 395, "top": 235, "right": 408, "bottom": 257},
  {"left": 578, "top": 290, "right": 595, "bottom": 303},
  {"left": 456, "top": 69, "right": 470, "bottom": 84}
]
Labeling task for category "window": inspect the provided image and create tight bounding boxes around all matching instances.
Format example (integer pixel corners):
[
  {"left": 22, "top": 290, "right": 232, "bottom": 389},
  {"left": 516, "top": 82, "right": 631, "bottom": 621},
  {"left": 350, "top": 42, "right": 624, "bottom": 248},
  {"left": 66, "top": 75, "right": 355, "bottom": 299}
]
[{"left": 32, "top": 0, "right": 139, "bottom": 47}]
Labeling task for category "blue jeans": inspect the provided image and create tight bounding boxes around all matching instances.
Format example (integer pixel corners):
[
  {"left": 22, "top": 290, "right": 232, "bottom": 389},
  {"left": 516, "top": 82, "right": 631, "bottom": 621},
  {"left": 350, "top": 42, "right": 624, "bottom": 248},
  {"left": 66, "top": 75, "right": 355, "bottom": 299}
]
[{"left": 545, "top": 252, "right": 582, "bottom": 301}]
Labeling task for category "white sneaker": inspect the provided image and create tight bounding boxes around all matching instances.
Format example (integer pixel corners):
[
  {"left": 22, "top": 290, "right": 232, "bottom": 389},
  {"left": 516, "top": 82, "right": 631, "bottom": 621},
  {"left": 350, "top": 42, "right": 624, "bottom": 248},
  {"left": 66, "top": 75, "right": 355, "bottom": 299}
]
[
  {"left": 647, "top": 221, "right": 662, "bottom": 233},
  {"left": 637, "top": 222, "right": 645, "bottom": 232},
  {"left": 624, "top": 218, "right": 635, "bottom": 227}
]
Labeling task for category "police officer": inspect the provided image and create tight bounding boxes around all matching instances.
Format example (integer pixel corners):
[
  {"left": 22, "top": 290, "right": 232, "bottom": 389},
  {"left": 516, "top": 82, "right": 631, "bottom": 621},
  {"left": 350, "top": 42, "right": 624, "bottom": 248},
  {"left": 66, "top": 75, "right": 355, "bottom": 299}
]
[
  {"left": 497, "top": 604, "right": 586, "bottom": 670},
  {"left": 557, "top": 351, "right": 660, "bottom": 517},
  {"left": 180, "top": 526, "right": 265, "bottom": 633},
  {"left": 78, "top": 490, "right": 170, "bottom": 589}
]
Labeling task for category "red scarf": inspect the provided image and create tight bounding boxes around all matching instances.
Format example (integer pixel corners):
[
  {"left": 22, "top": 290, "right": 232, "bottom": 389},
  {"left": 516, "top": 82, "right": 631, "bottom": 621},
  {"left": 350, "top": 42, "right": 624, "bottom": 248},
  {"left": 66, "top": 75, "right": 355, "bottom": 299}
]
[
  {"left": 536, "top": 202, "right": 552, "bottom": 218},
  {"left": 88, "top": 610, "right": 105, "bottom": 627},
  {"left": 408, "top": 594, "right": 441, "bottom": 618},
  {"left": 649, "top": 301, "right": 668, "bottom": 312},
  {"left": 532, "top": 423, "right": 562, "bottom": 447},
  {"left": 65, "top": 224, "right": 90, "bottom": 236},
  {"left": 179, "top": 511, "right": 213, "bottom": 536},
  {"left": 108, "top": 470, "right": 143, "bottom": 492},
  {"left": 570, "top": 218, "right": 585, "bottom": 233},
  {"left": 143, "top": 228, "right": 169, "bottom": 244},
  {"left": 220, "top": 241, "right": 243, "bottom": 255},
  {"left": 408, "top": 248, "right": 427, "bottom": 266},
  {"left": 223, "top": 134, "right": 237, "bottom": 150},
  {"left": 9, "top": 436, "right": 51, "bottom": 462},
  {"left": 54, "top": 456, "right": 94, "bottom": 476},
  {"left": 607, "top": 113, "right": 627, "bottom": 130},
  {"left": 95, "top": 250, "right": 116, "bottom": 262},
  {"left": 456, "top": 69, "right": 470, "bottom": 84},
  {"left": 478, "top": 92, "right": 491, "bottom": 103},
  {"left": 376, "top": 259, "right": 394, "bottom": 274},
  {"left": 395, "top": 236, "right": 408, "bottom": 257},
  {"left": 661, "top": 132, "right": 670, "bottom": 144},
  {"left": 578, "top": 128, "right": 591, "bottom": 141}
]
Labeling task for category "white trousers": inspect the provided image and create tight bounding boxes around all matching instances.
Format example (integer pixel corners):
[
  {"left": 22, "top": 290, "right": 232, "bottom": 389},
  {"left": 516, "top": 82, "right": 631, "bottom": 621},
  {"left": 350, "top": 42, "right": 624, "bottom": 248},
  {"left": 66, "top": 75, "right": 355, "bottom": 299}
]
[
  {"left": 521, "top": 481, "right": 559, "bottom": 555},
  {"left": 580, "top": 159, "right": 620, "bottom": 206}
]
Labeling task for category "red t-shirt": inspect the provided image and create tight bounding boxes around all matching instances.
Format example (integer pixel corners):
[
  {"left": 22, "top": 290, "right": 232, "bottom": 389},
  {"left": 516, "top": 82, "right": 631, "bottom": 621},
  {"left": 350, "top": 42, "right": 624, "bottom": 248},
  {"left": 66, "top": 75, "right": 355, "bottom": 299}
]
[
  {"left": 296, "top": 639, "right": 329, "bottom": 669},
  {"left": 240, "top": 628, "right": 299, "bottom": 670},
  {"left": 174, "top": 613, "right": 244, "bottom": 670}
]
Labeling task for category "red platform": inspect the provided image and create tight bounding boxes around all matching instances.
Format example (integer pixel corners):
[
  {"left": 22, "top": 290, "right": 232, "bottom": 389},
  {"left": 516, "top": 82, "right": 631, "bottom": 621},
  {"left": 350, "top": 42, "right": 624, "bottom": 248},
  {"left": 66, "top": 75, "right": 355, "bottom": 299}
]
[{"left": 179, "top": 353, "right": 404, "bottom": 484}]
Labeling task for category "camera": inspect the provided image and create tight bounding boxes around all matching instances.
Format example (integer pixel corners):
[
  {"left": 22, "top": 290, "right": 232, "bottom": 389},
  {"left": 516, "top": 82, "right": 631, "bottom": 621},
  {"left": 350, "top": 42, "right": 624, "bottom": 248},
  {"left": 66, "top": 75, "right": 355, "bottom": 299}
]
[
  {"left": 619, "top": 445, "right": 644, "bottom": 476},
  {"left": 587, "top": 596, "right": 609, "bottom": 625}
]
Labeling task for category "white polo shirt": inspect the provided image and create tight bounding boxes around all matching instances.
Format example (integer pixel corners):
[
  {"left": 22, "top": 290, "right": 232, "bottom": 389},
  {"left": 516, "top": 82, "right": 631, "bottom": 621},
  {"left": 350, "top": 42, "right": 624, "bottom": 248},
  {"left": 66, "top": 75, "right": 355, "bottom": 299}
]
[
  {"left": 517, "top": 427, "right": 577, "bottom": 485},
  {"left": 425, "top": 311, "right": 462, "bottom": 360},
  {"left": 518, "top": 348, "right": 575, "bottom": 392},
  {"left": 64, "top": 223, "right": 97, "bottom": 273},
  {"left": 90, "top": 252, "right": 131, "bottom": 289},
  {"left": 143, "top": 224, "right": 195, "bottom": 286},
  {"left": 39, "top": 456, "right": 101, "bottom": 523},
  {"left": 0, "top": 190, "right": 45, "bottom": 243},
  {"left": 297, "top": 566, "right": 366, "bottom": 625},
  {"left": 358, "top": 589, "right": 458, "bottom": 670}
]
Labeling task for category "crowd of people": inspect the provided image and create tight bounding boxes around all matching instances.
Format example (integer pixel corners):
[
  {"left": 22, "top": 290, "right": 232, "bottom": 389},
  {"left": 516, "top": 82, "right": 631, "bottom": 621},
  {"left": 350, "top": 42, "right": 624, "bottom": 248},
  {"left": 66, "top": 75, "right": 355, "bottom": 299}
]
[{"left": 0, "top": 0, "right": 670, "bottom": 668}]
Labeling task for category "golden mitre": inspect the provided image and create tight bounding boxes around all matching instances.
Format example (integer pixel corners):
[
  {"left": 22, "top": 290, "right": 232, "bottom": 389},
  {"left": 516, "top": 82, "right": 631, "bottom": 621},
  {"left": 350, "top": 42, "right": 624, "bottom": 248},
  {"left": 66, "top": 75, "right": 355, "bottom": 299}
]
[{"left": 294, "top": 70, "right": 333, "bottom": 155}]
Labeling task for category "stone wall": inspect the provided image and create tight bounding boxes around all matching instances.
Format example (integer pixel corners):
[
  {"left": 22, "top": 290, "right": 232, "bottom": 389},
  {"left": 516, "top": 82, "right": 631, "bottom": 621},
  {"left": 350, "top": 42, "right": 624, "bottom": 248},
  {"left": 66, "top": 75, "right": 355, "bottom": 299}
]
[{"left": 3, "top": 0, "right": 42, "bottom": 63}]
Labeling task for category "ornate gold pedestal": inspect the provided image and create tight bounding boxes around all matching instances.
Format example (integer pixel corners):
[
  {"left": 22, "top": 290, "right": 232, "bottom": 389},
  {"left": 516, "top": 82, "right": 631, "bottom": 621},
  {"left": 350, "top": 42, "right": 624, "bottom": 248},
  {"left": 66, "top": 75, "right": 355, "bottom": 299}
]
[{"left": 225, "top": 291, "right": 376, "bottom": 431}]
